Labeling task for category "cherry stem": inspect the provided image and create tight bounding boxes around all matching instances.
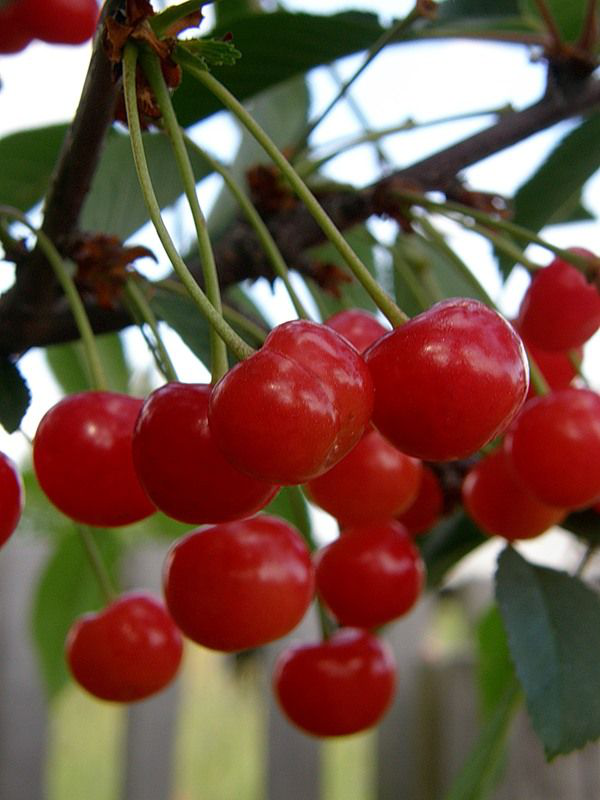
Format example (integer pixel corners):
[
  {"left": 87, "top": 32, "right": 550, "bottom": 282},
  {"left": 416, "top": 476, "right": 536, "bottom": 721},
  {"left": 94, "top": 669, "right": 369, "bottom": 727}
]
[
  {"left": 393, "top": 190, "right": 593, "bottom": 274},
  {"left": 316, "top": 599, "right": 336, "bottom": 642},
  {"left": 0, "top": 205, "right": 108, "bottom": 392},
  {"left": 124, "top": 278, "right": 179, "bottom": 382},
  {"left": 181, "top": 134, "right": 311, "bottom": 320},
  {"left": 181, "top": 60, "right": 408, "bottom": 327},
  {"left": 140, "top": 49, "right": 229, "bottom": 382},
  {"left": 533, "top": 0, "right": 564, "bottom": 49},
  {"left": 291, "top": 5, "right": 423, "bottom": 159},
  {"left": 76, "top": 525, "right": 117, "bottom": 604},
  {"left": 296, "top": 104, "right": 514, "bottom": 179},
  {"left": 122, "top": 44, "right": 254, "bottom": 366},
  {"left": 526, "top": 353, "right": 551, "bottom": 396}
]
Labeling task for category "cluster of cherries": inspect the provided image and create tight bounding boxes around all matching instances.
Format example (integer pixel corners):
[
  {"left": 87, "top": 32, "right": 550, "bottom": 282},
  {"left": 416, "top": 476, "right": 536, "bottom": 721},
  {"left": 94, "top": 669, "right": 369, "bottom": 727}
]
[
  {"left": 0, "top": 0, "right": 99, "bottom": 54},
  {"left": 0, "top": 249, "right": 598, "bottom": 737}
]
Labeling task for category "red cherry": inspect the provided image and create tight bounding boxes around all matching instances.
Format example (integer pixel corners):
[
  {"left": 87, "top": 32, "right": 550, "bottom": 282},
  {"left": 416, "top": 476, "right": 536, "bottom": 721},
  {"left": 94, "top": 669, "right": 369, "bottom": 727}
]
[
  {"left": 65, "top": 591, "right": 183, "bottom": 703},
  {"left": 273, "top": 628, "right": 396, "bottom": 737},
  {"left": 33, "top": 391, "right": 156, "bottom": 527},
  {"left": 14, "top": 0, "right": 99, "bottom": 45},
  {"left": 396, "top": 465, "right": 444, "bottom": 535},
  {"left": 364, "top": 298, "right": 529, "bottom": 461},
  {"left": 325, "top": 309, "right": 388, "bottom": 353},
  {"left": 0, "top": 451, "right": 24, "bottom": 547},
  {"left": 314, "top": 520, "right": 424, "bottom": 628},
  {"left": 0, "top": 2, "right": 33, "bottom": 53},
  {"left": 462, "top": 448, "right": 566, "bottom": 541},
  {"left": 306, "top": 428, "right": 422, "bottom": 527},
  {"left": 517, "top": 250, "right": 600, "bottom": 351},
  {"left": 503, "top": 388, "right": 600, "bottom": 508},
  {"left": 265, "top": 320, "right": 374, "bottom": 469},
  {"left": 515, "top": 322, "right": 582, "bottom": 400},
  {"left": 163, "top": 515, "right": 315, "bottom": 652},
  {"left": 209, "top": 320, "right": 373, "bottom": 484},
  {"left": 132, "top": 382, "right": 278, "bottom": 524}
]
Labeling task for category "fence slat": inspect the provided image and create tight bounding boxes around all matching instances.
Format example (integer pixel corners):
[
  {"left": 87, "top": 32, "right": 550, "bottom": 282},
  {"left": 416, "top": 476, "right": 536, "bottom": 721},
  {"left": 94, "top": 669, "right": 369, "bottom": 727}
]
[{"left": 0, "top": 537, "right": 49, "bottom": 800}]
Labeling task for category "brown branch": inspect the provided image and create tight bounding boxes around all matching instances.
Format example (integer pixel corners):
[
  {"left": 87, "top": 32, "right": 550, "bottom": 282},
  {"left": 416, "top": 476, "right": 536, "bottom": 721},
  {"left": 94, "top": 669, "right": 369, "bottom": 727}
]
[{"left": 1, "top": 37, "right": 600, "bottom": 356}]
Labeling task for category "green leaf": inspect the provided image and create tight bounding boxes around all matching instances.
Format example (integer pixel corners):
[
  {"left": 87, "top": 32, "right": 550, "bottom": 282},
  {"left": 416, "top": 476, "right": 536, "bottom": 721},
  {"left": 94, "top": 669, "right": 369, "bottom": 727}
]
[
  {"left": 0, "top": 125, "right": 67, "bottom": 211},
  {"left": 172, "top": 11, "right": 387, "bottom": 128},
  {"left": 433, "top": 0, "right": 537, "bottom": 36},
  {"left": 477, "top": 604, "right": 515, "bottom": 718},
  {"left": 418, "top": 511, "right": 488, "bottom": 588},
  {"left": 0, "top": 358, "right": 31, "bottom": 432},
  {"left": 443, "top": 679, "right": 520, "bottom": 800},
  {"left": 519, "top": 0, "right": 588, "bottom": 42},
  {"left": 44, "top": 332, "right": 131, "bottom": 396},
  {"left": 31, "top": 530, "right": 122, "bottom": 699},
  {"left": 496, "top": 546, "right": 600, "bottom": 758},
  {"left": 180, "top": 37, "right": 242, "bottom": 68},
  {"left": 498, "top": 114, "right": 600, "bottom": 275},
  {"left": 150, "top": 286, "right": 212, "bottom": 369},
  {"left": 81, "top": 129, "right": 213, "bottom": 241}
]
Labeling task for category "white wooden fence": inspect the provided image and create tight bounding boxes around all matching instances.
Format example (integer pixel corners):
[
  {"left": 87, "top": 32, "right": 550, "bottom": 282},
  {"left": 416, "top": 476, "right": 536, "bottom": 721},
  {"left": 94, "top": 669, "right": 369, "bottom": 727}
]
[{"left": 2, "top": 537, "right": 600, "bottom": 799}]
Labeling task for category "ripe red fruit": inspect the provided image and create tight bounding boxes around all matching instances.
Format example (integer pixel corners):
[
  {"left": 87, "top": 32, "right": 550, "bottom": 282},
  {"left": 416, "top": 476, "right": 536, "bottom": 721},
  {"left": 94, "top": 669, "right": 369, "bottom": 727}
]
[
  {"left": 208, "top": 320, "right": 373, "bottom": 484},
  {"left": 14, "top": 0, "right": 99, "bottom": 45},
  {"left": 503, "top": 388, "right": 600, "bottom": 508},
  {"left": 306, "top": 428, "right": 422, "bottom": 527},
  {"left": 462, "top": 449, "right": 566, "bottom": 541},
  {"left": 396, "top": 465, "right": 444, "bottom": 535},
  {"left": 0, "top": 451, "right": 24, "bottom": 547},
  {"left": 33, "top": 391, "right": 156, "bottom": 527},
  {"left": 273, "top": 628, "right": 396, "bottom": 737},
  {"left": 132, "top": 382, "right": 278, "bottom": 524},
  {"left": 163, "top": 515, "right": 315, "bottom": 652},
  {"left": 364, "top": 298, "right": 529, "bottom": 461},
  {"left": 314, "top": 520, "right": 424, "bottom": 628},
  {"left": 517, "top": 250, "right": 600, "bottom": 351},
  {"left": 515, "top": 323, "right": 582, "bottom": 400},
  {"left": 325, "top": 309, "right": 388, "bottom": 353},
  {"left": 0, "top": 2, "right": 33, "bottom": 53},
  {"left": 65, "top": 591, "right": 183, "bottom": 703}
]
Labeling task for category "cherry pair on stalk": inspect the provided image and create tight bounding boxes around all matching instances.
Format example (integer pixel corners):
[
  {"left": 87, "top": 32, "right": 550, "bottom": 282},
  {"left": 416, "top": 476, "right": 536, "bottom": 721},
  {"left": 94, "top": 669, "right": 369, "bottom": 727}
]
[{"left": 0, "top": 0, "right": 99, "bottom": 53}]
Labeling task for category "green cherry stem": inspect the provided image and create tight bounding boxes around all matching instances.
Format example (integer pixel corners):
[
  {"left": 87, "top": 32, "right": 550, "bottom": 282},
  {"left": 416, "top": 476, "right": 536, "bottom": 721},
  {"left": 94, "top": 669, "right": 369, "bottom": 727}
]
[
  {"left": 76, "top": 525, "right": 117, "bottom": 604},
  {"left": 0, "top": 205, "right": 108, "bottom": 392},
  {"left": 180, "top": 59, "right": 408, "bottom": 327},
  {"left": 124, "top": 278, "right": 179, "bottom": 382},
  {"left": 181, "top": 134, "right": 311, "bottom": 320},
  {"left": 122, "top": 44, "right": 254, "bottom": 365},
  {"left": 140, "top": 49, "right": 229, "bottom": 381}
]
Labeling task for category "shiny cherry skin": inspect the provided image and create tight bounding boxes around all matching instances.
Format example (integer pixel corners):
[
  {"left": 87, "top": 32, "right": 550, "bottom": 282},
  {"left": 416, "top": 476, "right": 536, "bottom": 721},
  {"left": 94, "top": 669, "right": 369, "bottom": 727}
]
[
  {"left": 314, "top": 520, "right": 425, "bottom": 628},
  {"left": 163, "top": 515, "right": 315, "bottom": 652},
  {"left": 462, "top": 448, "right": 566, "bottom": 541},
  {"left": 364, "top": 298, "right": 529, "bottom": 461},
  {"left": 133, "top": 382, "right": 278, "bottom": 525},
  {"left": 209, "top": 320, "right": 373, "bottom": 484},
  {"left": 0, "top": 2, "right": 33, "bottom": 53},
  {"left": 273, "top": 628, "right": 396, "bottom": 737},
  {"left": 14, "top": 0, "right": 99, "bottom": 45},
  {"left": 306, "top": 429, "right": 422, "bottom": 527},
  {"left": 517, "top": 250, "right": 600, "bottom": 351},
  {"left": 33, "top": 391, "right": 156, "bottom": 527},
  {"left": 396, "top": 465, "right": 444, "bottom": 535},
  {"left": 0, "top": 452, "right": 24, "bottom": 547},
  {"left": 65, "top": 591, "right": 183, "bottom": 703},
  {"left": 503, "top": 388, "right": 600, "bottom": 508},
  {"left": 325, "top": 309, "right": 388, "bottom": 353},
  {"left": 265, "top": 320, "right": 374, "bottom": 470}
]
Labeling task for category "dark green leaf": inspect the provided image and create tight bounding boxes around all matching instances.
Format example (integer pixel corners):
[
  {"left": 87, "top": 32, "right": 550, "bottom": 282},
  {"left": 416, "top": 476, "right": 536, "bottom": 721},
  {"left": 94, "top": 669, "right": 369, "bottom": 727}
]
[
  {"left": 418, "top": 511, "right": 488, "bottom": 588},
  {"left": 496, "top": 546, "right": 600, "bottom": 758},
  {"left": 44, "top": 332, "right": 131, "bottom": 396},
  {"left": 181, "top": 37, "right": 242, "bottom": 68},
  {"left": 31, "top": 530, "right": 122, "bottom": 698},
  {"left": 173, "top": 11, "right": 387, "bottom": 128},
  {"left": 560, "top": 507, "right": 600, "bottom": 545},
  {"left": 150, "top": 286, "right": 212, "bottom": 369},
  {"left": 498, "top": 114, "right": 600, "bottom": 275},
  {"left": 519, "top": 0, "right": 588, "bottom": 42},
  {"left": 0, "top": 358, "right": 31, "bottom": 432},
  {"left": 0, "top": 125, "right": 67, "bottom": 211},
  {"left": 432, "top": 0, "right": 537, "bottom": 36},
  {"left": 477, "top": 604, "right": 515, "bottom": 718},
  {"left": 546, "top": 197, "right": 595, "bottom": 226}
]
